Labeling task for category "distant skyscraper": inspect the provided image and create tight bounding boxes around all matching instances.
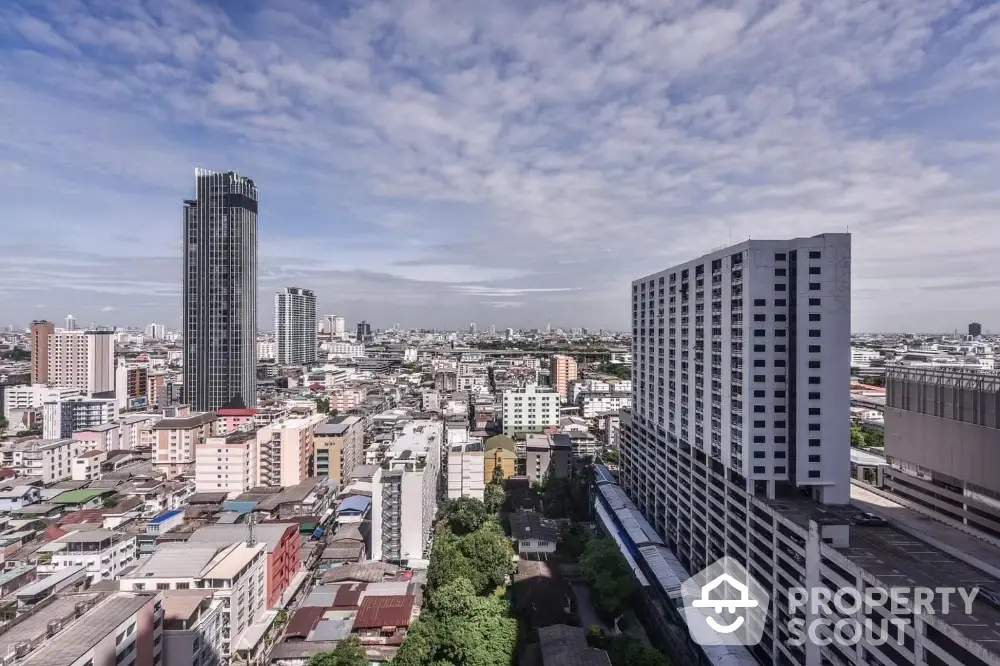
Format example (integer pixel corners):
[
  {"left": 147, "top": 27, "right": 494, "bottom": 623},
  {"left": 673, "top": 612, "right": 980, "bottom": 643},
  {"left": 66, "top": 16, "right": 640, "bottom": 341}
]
[
  {"left": 969, "top": 322, "right": 983, "bottom": 337},
  {"left": 469, "top": 322, "right": 477, "bottom": 335},
  {"left": 182, "top": 169, "right": 258, "bottom": 410},
  {"left": 275, "top": 288, "right": 317, "bottom": 365},
  {"left": 65, "top": 314, "right": 77, "bottom": 331},
  {"left": 489, "top": 324, "right": 496, "bottom": 336},
  {"left": 505, "top": 328, "right": 514, "bottom": 340},
  {"left": 550, "top": 354, "right": 579, "bottom": 401},
  {"left": 145, "top": 323, "right": 166, "bottom": 339},
  {"left": 323, "top": 315, "right": 347, "bottom": 340},
  {"left": 356, "top": 320, "right": 372, "bottom": 342},
  {"left": 30, "top": 320, "right": 55, "bottom": 384}
]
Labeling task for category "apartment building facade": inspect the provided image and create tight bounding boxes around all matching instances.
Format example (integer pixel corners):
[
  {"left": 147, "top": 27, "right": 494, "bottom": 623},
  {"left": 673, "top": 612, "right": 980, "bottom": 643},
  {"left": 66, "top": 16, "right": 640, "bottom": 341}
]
[
  {"left": 42, "top": 396, "right": 117, "bottom": 439},
  {"left": 195, "top": 426, "right": 273, "bottom": 495},
  {"left": 275, "top": 287, "right": 318, "bottom": 365},
  {"left": 314, "top": 414, "right": 365, "bottom": 484},
  {"left": 501, "top": 384, "right": 561, "bottom": 436},
  {"left": 43, "top": 529, "right": 139, "bottom": 583},
  {"left": 621, "top": 234, "right": 855, "bottom": 665},
  {"left": 549, "top": 354, "right": 579, "bottom": 401},
  {"left": 263, "top": 414, "right": 324, "bottom": 487},
  {"left": 447, "top": 441, "right": 486, "bottom": 500},
  {"left": 152, "top": 411, "right": 217, "bottom": 478},
  {"left": 0, "top": 437, "right": 84, "bottom": 483},
  {"left": 371, "top": 420, "right": 442, "bottom": 563},
  {"left": 29, "top": 320, "right": 54, "bottom": 384},
  {"left": 47, "top": 329, "right": 115, "bottom": 394}
]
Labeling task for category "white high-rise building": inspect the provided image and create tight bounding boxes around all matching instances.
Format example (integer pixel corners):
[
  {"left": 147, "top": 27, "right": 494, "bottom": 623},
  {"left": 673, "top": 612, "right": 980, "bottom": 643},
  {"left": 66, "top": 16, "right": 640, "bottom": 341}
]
[
  {"left": 501, "top": 384, "right": 561, "bottom": 436},
  {"left": 145, "top": 323, "right": 166, "bottom": 339},
  {"left": 469, "top": 322, "right": 477, "bottom": 335},
  {"left": 274, "top": 287, "right": 318, "bottom": 365},
  {"left": 47, "top": 330, "right": 115, "bottom": 395},
  {"left": 447, "top": 441, "right": 486, "bottom": 501},
  {"left": 65, "top": 314, "right": 77, "bottom": 331},
  {"left": 621, "top": 234, "right": 852, "bottom": 658},
  {"left": 322, "top": 315, "right": 346, "bottom": 340}
]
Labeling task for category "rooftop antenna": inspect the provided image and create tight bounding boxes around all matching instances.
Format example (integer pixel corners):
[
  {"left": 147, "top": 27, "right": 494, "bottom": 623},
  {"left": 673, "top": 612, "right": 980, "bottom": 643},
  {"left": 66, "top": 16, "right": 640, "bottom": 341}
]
[{"left": 246, "top": 513, "right": 257, "bottom": 548}]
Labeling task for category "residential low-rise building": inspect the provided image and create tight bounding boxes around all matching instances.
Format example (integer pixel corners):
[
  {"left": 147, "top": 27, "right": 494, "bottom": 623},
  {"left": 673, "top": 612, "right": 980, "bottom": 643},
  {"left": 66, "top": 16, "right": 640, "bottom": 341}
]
[
  {"left": 162, "top": 590, "right": 226, "bottom": 666},
  {"left": 43, "top": 396, "right": 118, "bottom": 439},
  {"left": 501, "top": 384, "right": 561, "bottom": 436},
  {"left": 41, "top": 529, "right": 138, "bottom": 583},
  {"left": 314, "top": 415, "right": 365, "bottom": 484},
  {"left": 263, "top": 414, "right": 324, "bottom": 487},
  {"left": 577, "top": 391, "right": 632, "bottom": 419},
  {"left": 0, "top": 438, "right": 84, "bottom": 483},
  {"left": 16, "top": 591, "right": 164, "bottom": 666},
  {"left": 152, "top": 411, "right": 217, "bottom": 478},
  {"left": 447, "top": 441, "right": 486, "bottom": 500},
  {"left": 72, "top": 449, "right": 107, "bottom": 481},
  {"left": 195, "top": 426, "right": 272, "bottom": 496},
  {"left": 120, "top": 542, "right": 268, "bottom": 659},
  {"left": 73, "top": 422, "right": 121, "bottom": 451},
  {"left": 2, "top": 384, "right": 82, "bottom": 412},
  {"left": 483, "top": 434, "right": 517, "bottom": 482}
]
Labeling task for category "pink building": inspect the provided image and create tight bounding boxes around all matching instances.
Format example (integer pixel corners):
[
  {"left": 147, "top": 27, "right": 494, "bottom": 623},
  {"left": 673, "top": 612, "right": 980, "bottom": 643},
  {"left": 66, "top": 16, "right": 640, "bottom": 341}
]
[
  {"left": 329, "top": 387, "right": 365, "bottom": 412},
  {"left": 73, "top": 423, "right": 120, "bottom": 452},
  {"left": 195, "top": 425, "right": 272, "bottom": 495},
  {"left": 215, "top": 408, "right": 258, "bottom": 435},
  {"left": 152, "top": 411, "right": 216, "bottom": 479}
]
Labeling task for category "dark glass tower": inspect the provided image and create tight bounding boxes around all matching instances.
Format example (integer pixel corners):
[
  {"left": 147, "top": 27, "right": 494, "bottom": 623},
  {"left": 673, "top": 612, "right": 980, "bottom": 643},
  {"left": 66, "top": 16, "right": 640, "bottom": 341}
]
[{"left": 183, "top": 169, "right": 258, "bottom": 410}]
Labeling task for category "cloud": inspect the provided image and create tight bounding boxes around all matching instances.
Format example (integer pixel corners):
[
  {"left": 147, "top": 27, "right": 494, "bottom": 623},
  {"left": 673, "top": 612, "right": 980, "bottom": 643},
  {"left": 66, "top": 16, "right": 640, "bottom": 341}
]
[
  {"left": 0, "top": 0, "right": 999, "bottom": 331},
  {"left": 99, "top": 306, "right": 116, "bottom": 312}
]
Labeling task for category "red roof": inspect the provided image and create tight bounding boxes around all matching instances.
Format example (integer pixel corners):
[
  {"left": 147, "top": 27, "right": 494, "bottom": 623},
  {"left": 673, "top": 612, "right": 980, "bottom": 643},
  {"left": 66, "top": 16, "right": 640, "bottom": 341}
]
[
  {"left": 44, "top": 526, "right": 67, "bottom": 541},
  {"left": 286, "top": 607, "right": 325, "bottom": 639},
  {"left": 0, "top": 468, "right": 16, "bottom": 481},
  {"left": 59, "top": 509, "right": 105, "bottom": 526},
  {"left": 333, "top": 582, "right": 367, "bottom": 608},
  {"left": 353, "top": 595, "right": 414, "bottom": 629}
]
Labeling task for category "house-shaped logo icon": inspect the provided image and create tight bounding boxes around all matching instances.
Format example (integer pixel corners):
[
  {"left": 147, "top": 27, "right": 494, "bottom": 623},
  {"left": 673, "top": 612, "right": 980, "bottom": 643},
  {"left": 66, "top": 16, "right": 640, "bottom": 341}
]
[{"left": 681, "top": 556, "right": 769, "bottom": 646}]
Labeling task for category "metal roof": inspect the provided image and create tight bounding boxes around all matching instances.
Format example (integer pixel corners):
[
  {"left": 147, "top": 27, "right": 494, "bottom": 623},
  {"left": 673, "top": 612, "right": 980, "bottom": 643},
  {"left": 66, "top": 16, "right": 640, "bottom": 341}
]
[
  {"left": 353, "top": 594, "right": 413, "bottom": 629},
  {"left": 336, "top": 495, "right": 371, "bottom": 515},
  {"left": 596, "top": 483, "right": 663, "bottom": 547}
]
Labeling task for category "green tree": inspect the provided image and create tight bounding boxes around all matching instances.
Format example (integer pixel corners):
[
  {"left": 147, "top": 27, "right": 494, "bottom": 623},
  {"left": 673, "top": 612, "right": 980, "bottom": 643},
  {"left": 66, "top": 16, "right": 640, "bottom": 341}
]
[
  {"left": 0, "top": 415, "right": 8, "bottom": 438},
  {"left": 308, "top": 635, "right": 367, "bottom": 666},
  {"left": 440, "top": 498, "right": 489, "bottom": 535},
  {"left": 315, "top": 397, "right": 330, "bottom": 414},
  {"left": 580, "top": 538, "right": 636, "bottom": 619},
  {"left": 426, "top": 533, "right": 482, "bottom": 591},
  {"left": 600, "top": 448, "right": 620, "bottom": 465},
  {"left": 483, "top": 483, "right": 505, "bottom": 514},
  {"left": 607, "top": 636, "right": 672, "bottom": 666},
  {"left": 866, "top": 428, "right": 885, "bottom": 448},
  {"left": 850, "top": 423, "right": 868, "bottom": 448},
  {"left": 431, "top": 578, "right": 517, "bottom": 666},
  {"left": 392, "top": 617, "right": 440, "bottom": 665},
  {"left": 490, "top": 464, "right": 505, "bottom": 485},
  {"left": 460, "top": 526, "right": 515, "bottom": 593}
]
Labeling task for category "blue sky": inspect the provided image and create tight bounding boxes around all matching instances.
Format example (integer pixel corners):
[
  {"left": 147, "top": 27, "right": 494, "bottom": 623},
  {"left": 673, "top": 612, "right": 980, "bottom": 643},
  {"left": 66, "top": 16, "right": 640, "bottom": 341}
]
[{"left": 1, "top": 0, "right": 999, "bottom": 332}]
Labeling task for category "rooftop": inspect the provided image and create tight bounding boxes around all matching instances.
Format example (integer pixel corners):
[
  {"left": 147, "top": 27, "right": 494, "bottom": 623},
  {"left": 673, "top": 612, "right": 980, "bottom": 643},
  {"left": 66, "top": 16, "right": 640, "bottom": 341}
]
[
  {"left": 49, "top": 489, "right": 113, "bottom": 505},
  {"left": 128, "top": 543, "right": 226, "bottom": 579},
  {"left": 353, "top": 594, "right": 414, "bottom": 629},
  {"left": 161, "top": 589, "right": 214, "bottom": 622},
  {"left": 20, "top": 593, "right": 160, "bottom": 666},
  {"left": 0, "top": 593, "right": 102, "bottom": 656},
  {"left": 385, "top": 420, "right": 440, "bottom": 457},
  {"left": 152, "top": 412, "right": 216, "bottom": 429}
]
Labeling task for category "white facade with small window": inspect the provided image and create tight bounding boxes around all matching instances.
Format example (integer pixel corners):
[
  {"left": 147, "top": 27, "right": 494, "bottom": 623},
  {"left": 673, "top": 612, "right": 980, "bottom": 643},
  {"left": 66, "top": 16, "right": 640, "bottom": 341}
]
[{"left": 501, "top": 384, "right": 560, "bottom": 436}]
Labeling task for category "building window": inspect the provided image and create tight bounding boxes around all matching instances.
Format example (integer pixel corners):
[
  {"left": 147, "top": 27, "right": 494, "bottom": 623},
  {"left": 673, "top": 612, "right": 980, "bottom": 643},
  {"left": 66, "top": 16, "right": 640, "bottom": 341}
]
[
  {"left": 774, "top": 420, "right": 786, "bottom": 428},
  {"left": 808, "top": 470, "right": 821, "bottom": 478},
  {"left": 775, "top": 298, "right": 786, "bottom": 307},
  {"left": 808, "top": 345, "right": 821, "bottom": 353},
  {"left": 775, "top": 450, "right": 786, "bottom": 458},
  {"left": 775, "top": 466, "right": 786, "bottom": 474},
  {"left": 775, "top": 284, "right": 786, "bottom": 291},
  {"left": 808, "top": 407, "right": 821, "bottom": 415},
  {"left": 775, "top": 344, "right": 786, "bottom": 352},
  {"left": 809, "top": 313, "right": 821, "bottom": 322},
  {"left": 808, "top": 455, "right": 821, "bottom": 463},
  {"left": 809, "top": 438, "right": 821, "bottom": 446},
  {"left": 754, "top": 375, "right": 766, "bottom": 382},
  {"left": 754, "top": 298, "right": 766, "bottom": 306},
  {"left": 809, "top": 250, "right": 821, "bottom": 259},
  {"left": 808, "top": 360, "right": 821, "bottom": 369},
  {"left": 808, "top": 423, "right": 821, "bottom": 431},
  {"left": 808, "top": 329, "right": 821, "bottom": 337},
  {"left": 753, "top": 344, "right": 766, "bottom": 352},
  {"left": 809, "top": 282, "right": 821, "bottom": 291},
  {"left": 775, "top": 252, "right": 786, "bottom": 261},
  {"left": 754, "top": 329, "right": 766, "bottom": 337},
  {"left": 774, "top": 375, "right": 786, "bottom": 383},
  {"left": 754, "top": 360, "right": 766, "bottom": 368},
  {"left": 753, "top": 389, "right": 765, "bottom": 398},
  {"left": 775, "top": 329, "right": 786, "bottom": 337},
  {"left": 809, "top": 266, "right": 821, "bottom": 275},
  {"left": 775, "top": 268, "right": 786, "bottom": 277},
  {"left": 808, "top": 392, "right": 821, "bottom": 399},
  {"left": 754, "top": 314, "right": 766, "bottom": 322},
  {"left": 809, "top": 297, "right": 821, "bottom": 306},
  {"left": 754, "top": 435, "right": 766, "bottom": 443},
  {"left": 808, "top": 377, "right": 821, "bottom": 385},
  {"left": 753, "top": 466, "right": 766, "bottom": 474},
  {"left": 753, "top": 451, "right": 766, "bottom": 458}
]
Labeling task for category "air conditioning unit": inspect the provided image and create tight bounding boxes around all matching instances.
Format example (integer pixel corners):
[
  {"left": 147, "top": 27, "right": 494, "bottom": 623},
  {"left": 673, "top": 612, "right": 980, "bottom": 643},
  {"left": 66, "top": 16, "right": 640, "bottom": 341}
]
[
  {"left": 47, "top": 620, "right": 63, "bottom": 636},
  {"left": 13, "top": 643, "right": 30, "bottom": 658}
]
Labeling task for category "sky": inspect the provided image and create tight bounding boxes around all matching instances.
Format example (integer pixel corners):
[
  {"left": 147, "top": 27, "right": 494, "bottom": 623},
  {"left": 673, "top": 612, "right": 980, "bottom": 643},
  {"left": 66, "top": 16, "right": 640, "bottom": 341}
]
[{"left": 1, "top": 0, "right": 999, "bottom": 333}]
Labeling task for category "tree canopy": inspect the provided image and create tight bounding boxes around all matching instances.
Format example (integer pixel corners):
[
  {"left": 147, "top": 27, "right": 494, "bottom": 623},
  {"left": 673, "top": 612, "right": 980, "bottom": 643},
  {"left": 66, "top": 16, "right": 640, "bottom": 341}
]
[
  {"left": 483, "top": 483, "right": 505, "bottom": 514},
  {"left": 307, "top": 636, "right": 367, "bottom": 666},
  {"left": 439, "top": 498, "right": 490, "bottom": 535},
  {"left": 580, "top": 538, "right": 636, "bottom": 619}
]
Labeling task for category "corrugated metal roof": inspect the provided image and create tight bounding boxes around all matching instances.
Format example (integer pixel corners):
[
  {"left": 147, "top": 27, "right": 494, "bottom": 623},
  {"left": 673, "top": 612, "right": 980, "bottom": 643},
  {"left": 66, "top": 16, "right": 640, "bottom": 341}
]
[
  {"left": 310, "top": 617, "right": 354, "bottom": 641},
  {"left": 336, "top": 495, "right": 371, "bottom": 515},
  {"left": 285, "top": 607, "right": 325, "bottom": 639},
  {"left": 352, "top": 595, "right": 413, "bottom": 629}
]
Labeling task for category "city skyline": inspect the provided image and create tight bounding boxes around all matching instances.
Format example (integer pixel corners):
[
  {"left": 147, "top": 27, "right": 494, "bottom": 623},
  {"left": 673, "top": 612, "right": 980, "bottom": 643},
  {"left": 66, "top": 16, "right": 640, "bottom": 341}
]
[{"left": 1, "top": 1, "right": 999, "bottom": 331}]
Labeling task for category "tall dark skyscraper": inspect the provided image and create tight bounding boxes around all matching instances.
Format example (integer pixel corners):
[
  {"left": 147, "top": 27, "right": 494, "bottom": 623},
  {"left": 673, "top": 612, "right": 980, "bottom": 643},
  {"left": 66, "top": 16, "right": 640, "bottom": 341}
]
[
  {"left": 183, "top": 169, "right": 259, "bottom": 410},
  {"left": 356, "top": 320, "right": 372, "bottom": 342}
]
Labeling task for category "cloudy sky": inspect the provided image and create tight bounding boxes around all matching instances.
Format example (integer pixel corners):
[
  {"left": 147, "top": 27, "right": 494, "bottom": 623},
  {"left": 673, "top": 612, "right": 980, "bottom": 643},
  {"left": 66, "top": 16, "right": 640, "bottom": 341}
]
[{"left": 1, "top": 0, "right": 998, "bottom": 333}]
